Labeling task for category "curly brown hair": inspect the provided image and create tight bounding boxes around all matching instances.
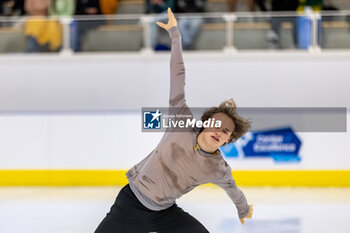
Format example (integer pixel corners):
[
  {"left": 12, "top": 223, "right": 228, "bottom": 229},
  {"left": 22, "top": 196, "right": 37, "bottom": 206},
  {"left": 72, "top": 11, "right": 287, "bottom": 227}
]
[{"left": 200, "top": 99, "right": 252, "bottom": 143}]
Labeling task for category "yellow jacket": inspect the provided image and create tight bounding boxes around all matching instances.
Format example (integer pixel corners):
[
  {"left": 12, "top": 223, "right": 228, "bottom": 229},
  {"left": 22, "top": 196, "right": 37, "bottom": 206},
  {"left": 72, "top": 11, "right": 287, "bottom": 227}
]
[{"left": 25, "top": 17, "right": 62, "bottom": 50}]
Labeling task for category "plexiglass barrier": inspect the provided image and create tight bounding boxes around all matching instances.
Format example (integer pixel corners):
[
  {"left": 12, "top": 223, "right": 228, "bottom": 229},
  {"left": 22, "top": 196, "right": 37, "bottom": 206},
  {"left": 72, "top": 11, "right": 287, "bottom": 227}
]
[{"left": 0, "top": 11, "right": 350, "bottom": 54}]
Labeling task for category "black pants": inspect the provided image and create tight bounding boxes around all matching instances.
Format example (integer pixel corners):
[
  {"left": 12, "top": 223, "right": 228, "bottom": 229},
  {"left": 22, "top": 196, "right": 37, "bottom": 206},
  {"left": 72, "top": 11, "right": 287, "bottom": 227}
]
[{"left": 95, "top": 184, "right": 209, "bottom": 233}]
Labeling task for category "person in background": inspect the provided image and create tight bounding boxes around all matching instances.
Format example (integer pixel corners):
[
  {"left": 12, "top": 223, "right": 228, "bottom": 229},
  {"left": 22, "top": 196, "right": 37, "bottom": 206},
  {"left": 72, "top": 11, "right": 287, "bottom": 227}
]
[
  {"left": 0, "top": 0, "right": 12, "bottom": 16},
  {"left": 99, "top": 0, "right": 118, "bottom": 15},
  {"left": 146, "top": 0, "right": 174, "bottom": 50},
  {"left": 1, "top": 0, "right": 11, "bottom": 26},
  {"left": 99, "top": 0, "right": 119, "bottom": 29},
  {"left": 323, "top": 0, "right": 337, "bottom": 11},
  {"left": 47, "top": 0, "right": 75, "bottom": 52},
  {"left": 75, "top": 0, "right": 101, "bottom": 15},
  {"left": 0, "top": 0, "right": 22, "bottom": 16},
  {"left": 297, "top": 0, "right": 323, "bottom": 47},
  {"left": 254, "top": 0, "right": 266, "bottom": 12},
  {"left": 227, "top": 0, "right": 255, "bottom": 12},
  {"left": 0, "top": 0, "right": 3, "bottom": 15},
  {"left": 24, "top": 0, "right": 62, "bottom": 52},
  {"left": 265, "top": 0, "right": 299, "bottom": 49},
  {"left": 0, "top": 0, "right": 25, "bottom": 27},
  {"left": 146, "top": 0, "right": 174, "bottom": 14},
  {"left": 13, "top": 0, "right": 25, "bottom": 15},
  {"left": 49, "top": 0, "right": 75, "bottom": 16},
  {"left": 297, "top": 0, "right": 323, "bottom": 12},
  {"left": 73, "top": 0, "right": 102, "bottom": 51},
  {"left": 174, "top": 0, "right": 206, "bottom": 50}
]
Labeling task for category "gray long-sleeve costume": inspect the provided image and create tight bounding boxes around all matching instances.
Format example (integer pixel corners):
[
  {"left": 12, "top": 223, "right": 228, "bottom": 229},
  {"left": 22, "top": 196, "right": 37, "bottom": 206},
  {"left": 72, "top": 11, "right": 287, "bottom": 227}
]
[{"left": 126, "top": 27, "right": 250, "bottom": 219}]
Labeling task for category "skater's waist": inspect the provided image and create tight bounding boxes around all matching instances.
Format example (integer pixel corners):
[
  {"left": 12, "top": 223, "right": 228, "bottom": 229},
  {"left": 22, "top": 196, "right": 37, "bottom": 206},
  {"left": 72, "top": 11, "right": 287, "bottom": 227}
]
[{"left": 128, "top": 181, "right": 175, "bottom": 211}]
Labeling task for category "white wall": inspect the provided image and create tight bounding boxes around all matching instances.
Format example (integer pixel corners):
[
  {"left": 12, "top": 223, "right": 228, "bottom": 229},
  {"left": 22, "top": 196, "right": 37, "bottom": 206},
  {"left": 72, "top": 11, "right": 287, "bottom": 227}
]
[
  {"left": 0, "top": 52, "right": 350, "bottom": 111},
  {"left": 0, "top": 52, "right": 349, "bottom": 170}
]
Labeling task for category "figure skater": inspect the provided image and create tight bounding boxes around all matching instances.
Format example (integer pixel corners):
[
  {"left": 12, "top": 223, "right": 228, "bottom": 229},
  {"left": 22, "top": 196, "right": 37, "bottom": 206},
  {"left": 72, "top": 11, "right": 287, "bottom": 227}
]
[{"left": 95, "top": 8, "right": 253, "bottom": 233}]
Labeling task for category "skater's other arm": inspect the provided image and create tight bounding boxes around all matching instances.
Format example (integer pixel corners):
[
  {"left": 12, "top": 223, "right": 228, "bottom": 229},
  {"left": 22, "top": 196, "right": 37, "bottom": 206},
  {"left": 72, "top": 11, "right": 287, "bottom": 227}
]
[
  {"left": 157, "top": 8, "right": 186, "bottom": 108},
  {"left": 213, "top": 166, "right": 253, "bottom": 224}
]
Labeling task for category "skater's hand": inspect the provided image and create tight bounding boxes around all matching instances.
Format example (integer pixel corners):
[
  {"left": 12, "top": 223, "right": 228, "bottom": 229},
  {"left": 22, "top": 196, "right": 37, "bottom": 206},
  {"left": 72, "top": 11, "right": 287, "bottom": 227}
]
[
  {"left": 156, "top": 8, "right": 177, "bottom": 31},
  {"left": 239, "top": 204, "right": 253, "bottom": 225}
]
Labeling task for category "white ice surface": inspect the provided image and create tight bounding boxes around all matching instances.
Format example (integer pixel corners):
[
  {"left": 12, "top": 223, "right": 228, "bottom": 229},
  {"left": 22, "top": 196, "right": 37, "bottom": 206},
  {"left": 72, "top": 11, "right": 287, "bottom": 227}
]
[{"left": 0, "top": 187, "right": 349, "bottom": 233}]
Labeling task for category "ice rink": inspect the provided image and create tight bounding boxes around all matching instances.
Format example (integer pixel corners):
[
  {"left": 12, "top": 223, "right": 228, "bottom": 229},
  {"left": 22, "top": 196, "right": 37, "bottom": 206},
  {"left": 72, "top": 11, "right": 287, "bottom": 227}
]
[
  {"left": 1, "top": 186, "right": 350, "bottom": 233},
  {"left": 1, "top": 10, "right": 350, "bottom": 233}
]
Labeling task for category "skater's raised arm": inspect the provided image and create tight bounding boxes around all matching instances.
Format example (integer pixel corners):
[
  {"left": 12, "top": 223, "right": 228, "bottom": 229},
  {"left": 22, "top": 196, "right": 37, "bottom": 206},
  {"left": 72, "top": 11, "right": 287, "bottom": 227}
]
[{"left": 157, "top": 8, "right": 186, "bottom": 108}]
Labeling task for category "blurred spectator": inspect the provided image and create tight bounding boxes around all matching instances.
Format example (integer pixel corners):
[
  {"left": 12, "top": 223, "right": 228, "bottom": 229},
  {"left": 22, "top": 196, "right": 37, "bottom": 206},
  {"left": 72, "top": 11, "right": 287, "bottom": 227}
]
[
  {"left": 73, "top": 0, "right": 103, "bottom": 52},
  {"left": 49, "top": 0, "right": 75, "bottom": 16},
  {"left": 174, "top": 0, "right": 205, "bottom": 50},
  {"left": 24, "top": 0, "right": 62, "bottom": 52},
  {"left": 0, "top": 0, "right": 25, "bottom": 16},
  {"left": 1, "top": 0, "right": 10, "bottom": 27},
  {"left": 1, "top": 0, "right": 12, "bottom": 16},
  {"left": 13, "top": 0, "right": 25, "bottom": 15},
  {"left": 48, "top": 0, "right": 74, "bottom": 52},
  {"left": 1, "top": 0, "right": 13, "bottom": 16},
  {"left": 0, "top": 0, "right": 25, "bottom": 27},
  {"left": 254, "top": 0, "right": 266, "bottom": 11},
  {"left": 0, "top": 0, "right": 3, "bottom": 15},
  {"left": 272, "top": 0, "right": 299, "bottom": 12},
  {"left": 323, "top": 0, "right": 337, "bottom": 11},
  {"left": 25, "top": 0, "right": 48, "bottom": 16},
  {"left": 99, "top": 0, "right": 118, "bottom": 15},
  {"left": 297, "top": 0, "right": 323, "bottom": 12},
  {"left": 227, "top": 0, "right": 255, "bottom": 12},
  {"left": 296, "top": 1, "right": 324, "bottom": 48},
  {"left": 146, "top": 0, "right": 174, "bottom": 50},
  {"left": 146, "top": 0, "right": 174, "bottom": 14},
  {"left": 266, "top": 0, "right": 299, "bottom": 49},
  {"left": 76, "top": 0, "right": 101, "bottom": 15}
]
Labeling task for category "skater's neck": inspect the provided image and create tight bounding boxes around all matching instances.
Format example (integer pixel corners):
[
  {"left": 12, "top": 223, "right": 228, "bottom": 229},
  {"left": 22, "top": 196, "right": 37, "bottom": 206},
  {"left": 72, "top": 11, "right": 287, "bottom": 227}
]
[{"left": 197, "top": 133, "right": 219, "bottom": 154}]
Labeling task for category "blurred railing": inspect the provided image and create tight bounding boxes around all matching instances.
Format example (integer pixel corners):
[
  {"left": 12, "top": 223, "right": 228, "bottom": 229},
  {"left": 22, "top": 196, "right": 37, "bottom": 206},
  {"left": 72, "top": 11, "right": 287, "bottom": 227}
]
[{"left": 0, "top": 11, "right": 350, "bottom": 54}]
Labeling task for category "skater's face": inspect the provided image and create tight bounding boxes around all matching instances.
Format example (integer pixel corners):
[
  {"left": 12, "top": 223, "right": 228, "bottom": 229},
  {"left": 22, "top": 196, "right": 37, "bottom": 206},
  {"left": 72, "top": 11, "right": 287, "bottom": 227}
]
[{"left": 201, "top": 113, "right": 234, "bottom": 148}]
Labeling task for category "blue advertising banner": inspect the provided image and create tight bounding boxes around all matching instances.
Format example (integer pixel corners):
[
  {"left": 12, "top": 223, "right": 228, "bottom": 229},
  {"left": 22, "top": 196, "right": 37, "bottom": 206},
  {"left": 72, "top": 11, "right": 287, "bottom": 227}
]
[{"left": 220, "top": 127, "right": 302, "bottom": 162}]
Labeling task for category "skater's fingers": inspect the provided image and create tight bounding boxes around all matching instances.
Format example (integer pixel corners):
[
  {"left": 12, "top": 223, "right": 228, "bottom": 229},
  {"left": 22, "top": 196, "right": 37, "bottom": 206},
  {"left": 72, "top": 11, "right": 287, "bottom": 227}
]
[
  {"left": 168, "top": 8, "right": 175, "bottom": 20},
  {"left": 167, "top": 7, "right": 177, "bottom": 26},
  {"left": 239, "top": 218, "right": 245, "bottom": 225},
  {"left": 247, "top": 211, "right": 253, "bottom": 218},
  {"left": 167, "top": 7, "right": 173, "bottom": 16},
  {"left": 156, "top": 22, "right": 167, "bottom": 30}
]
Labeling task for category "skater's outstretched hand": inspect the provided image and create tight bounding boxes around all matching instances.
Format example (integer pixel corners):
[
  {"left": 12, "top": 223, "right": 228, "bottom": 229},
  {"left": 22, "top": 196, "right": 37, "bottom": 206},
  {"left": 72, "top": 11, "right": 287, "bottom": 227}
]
[
  {"left": 239, "top": 204, "right": 253, "bottom": 225},
  {"left": 156, "top": 8, "right": 177, "bottom": 31}
]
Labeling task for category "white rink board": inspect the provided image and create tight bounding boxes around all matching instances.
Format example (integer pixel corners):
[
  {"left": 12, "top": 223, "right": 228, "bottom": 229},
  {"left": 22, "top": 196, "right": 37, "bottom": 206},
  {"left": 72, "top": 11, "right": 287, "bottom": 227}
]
[{"left": 0, "top": 53, "right": 350, "bottom": 111}]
